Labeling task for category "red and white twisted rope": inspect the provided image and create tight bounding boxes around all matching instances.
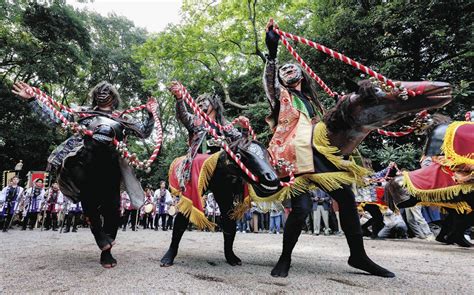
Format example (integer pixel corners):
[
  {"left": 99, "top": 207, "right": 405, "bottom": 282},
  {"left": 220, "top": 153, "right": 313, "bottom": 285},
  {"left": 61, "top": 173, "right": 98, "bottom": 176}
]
[
  {"left": 466, "top": 111, "right": 472, "bottom": 122},
  {"left": 376, "top": 110, "right": 429, "bottom": 137},
  {"left": 175, "top": 83, "right": 256, "bottom": 140},
  {"left": 274, "top": 28, "right": 416, "bottom": 97},
  {"left": 25, "top": 86, "right": 162, "bottom": 171},
  {"left": 278, "top": 34, "right": 337, "bottom": 98},
  {"left": 176, "top": 83, "right": 295, "bottom": 187}
]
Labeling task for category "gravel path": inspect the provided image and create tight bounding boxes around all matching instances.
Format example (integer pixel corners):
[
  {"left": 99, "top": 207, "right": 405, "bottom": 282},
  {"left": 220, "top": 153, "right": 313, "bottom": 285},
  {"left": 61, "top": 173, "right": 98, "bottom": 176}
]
[{"left": 1, "top": 229, "right": 472, "bottom": 294}]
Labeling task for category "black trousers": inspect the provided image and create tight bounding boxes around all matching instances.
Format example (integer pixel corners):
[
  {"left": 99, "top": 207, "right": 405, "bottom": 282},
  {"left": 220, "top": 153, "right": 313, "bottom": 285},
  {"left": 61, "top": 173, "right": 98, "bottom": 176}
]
[
  {"left": 282, "top": 185, "right": 363, "bottom": 258},
  {"left": 167, "top": 214, "right": 174, "bottom": 229},
  {"left": 80, "top": 148, "right": 122, "bottom": 243},
  {"left": 363, "top": 204, "right": 385, "bottom": 237},
  {"left": 44, "top": 211, "right": 58, "bottom": 229},
  {"left": 22, "top": 212, "right": 38, "bottom": 230},
  {"left": 66, "top": 212, "right": 81, "bottom": 230},
  {"left": 1, "top": 214, "right": 14, "bottom": 231},
  {"left": 154, "top": 213, "right": 167, "bottom": 229},
  {"left": 122, "top": 209, "right": 137, "bottom": 230}
]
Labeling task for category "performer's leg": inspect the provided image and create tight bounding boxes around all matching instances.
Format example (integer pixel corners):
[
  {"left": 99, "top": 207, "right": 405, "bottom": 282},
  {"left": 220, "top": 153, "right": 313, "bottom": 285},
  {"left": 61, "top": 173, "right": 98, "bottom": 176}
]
[
  {"left": 64, "top": 213, "right": 72, "bottom": 233},
  {"left": 271, "top": 192, "right": 312, "bottom": 277},
  {"left": 167, "top": 214, "right": 173, "bottom": 230},
  {"left": 72, "top": 213, "right": 79, "bottom": 232},
  {"left": 160, "top": 212, "right": 189, "bottom": 266},
  {"left": 364, "top": 204, "right": 385, "bottom": 238},
  {"left": 436, "top": 210, "right": 454, "bottom": 244},
  {"left": 149, "top": 214, "right": 154, "bottom": 229},
  {"left": 44, "top": 211, "right": 51, "bottom": 230},
  {"left": 82, "top": 200, "right": 113, "bottom": 251},
  {"left": 154, "top": 213, "right": 160, "bottom": 230},
  {"left": 161, "top": 214, "right": 167, "bottom": 231},
  {"left": 214, "top": 192, "right": 241, "bottom": 266},
  {"left": 52, "top": 212, "right": 58, "bottom": 231},
  {"left": 3, "top": 213, "right": 13, "bottom": 232},
  {"left": 29, "top": 212, "right": 38, "bottom": 229},
  {"left": 99, "top": 186, "right": 121, "bottom": 268},
  {"left": 122, "top": 210, "right": 130, "bottom": 231},
  {"left": 130, "top": 210, "right": 137, "bottom": 231},
  {"left": 0, "top": 215, "right": 5, "bottom": 232},
  {"left": 445, "top": 211, "right": 473, "bottom": 247},
  {"left": 329, "top": 185, "right": 394, "bottom": 277}
]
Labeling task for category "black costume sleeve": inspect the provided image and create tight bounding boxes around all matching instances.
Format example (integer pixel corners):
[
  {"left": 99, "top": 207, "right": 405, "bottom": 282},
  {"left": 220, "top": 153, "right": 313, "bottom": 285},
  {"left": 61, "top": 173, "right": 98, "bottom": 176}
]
[
  {"left": 263, "top": 58, "right": 280, "bottom": 111},
  {"left": 265, "top": 28, "right": 280, "bottom": 60},
  {"left": 133, "top": 111, "right": 155, "bottom": 138},
  {"left": 28, "top": 99, "right": 75, "bottom": 128},
  {"left": 175, "top": 99, "right": 194, "bottom": 132}
]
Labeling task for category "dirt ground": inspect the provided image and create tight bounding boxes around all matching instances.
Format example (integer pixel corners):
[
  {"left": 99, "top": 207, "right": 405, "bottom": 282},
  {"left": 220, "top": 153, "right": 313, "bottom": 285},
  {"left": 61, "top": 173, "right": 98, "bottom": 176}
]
[{"left": 1, "top": 228, "right": 473, "bottom": 294}]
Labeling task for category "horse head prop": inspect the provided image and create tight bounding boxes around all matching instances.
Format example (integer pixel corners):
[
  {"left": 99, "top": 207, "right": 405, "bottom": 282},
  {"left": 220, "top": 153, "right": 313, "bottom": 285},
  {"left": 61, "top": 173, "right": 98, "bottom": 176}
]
[
  {"left": 324, "top": 79, "right": 453, "bottom": 155},
  {"left": 226, "top": 138, "right": 280, "bottom": 196}
]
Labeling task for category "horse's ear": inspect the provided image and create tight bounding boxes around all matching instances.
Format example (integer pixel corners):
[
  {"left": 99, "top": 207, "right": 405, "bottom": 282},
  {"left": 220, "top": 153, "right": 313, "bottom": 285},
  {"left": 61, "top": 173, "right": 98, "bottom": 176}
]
[{"left": 344, "top": 77, "right": 359, "bottom": 93}]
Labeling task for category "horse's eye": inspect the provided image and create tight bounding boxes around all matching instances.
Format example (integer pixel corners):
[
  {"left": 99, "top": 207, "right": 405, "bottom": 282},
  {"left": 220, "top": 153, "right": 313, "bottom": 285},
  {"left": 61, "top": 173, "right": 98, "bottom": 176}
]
[{"left": 374, "top": 87, "right": 386, "bottom": 97}]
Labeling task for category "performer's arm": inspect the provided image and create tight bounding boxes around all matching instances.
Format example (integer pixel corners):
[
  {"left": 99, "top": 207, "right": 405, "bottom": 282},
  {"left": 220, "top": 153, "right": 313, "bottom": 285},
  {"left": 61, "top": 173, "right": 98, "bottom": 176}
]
[
  {"left": 263, "top": 18, "right": 281, "bottom": 110},
  {"left": 132, "top": 111, "right": 155, "bottom": 138},
  {"left": 175, "top": 99, "right": 194, "bottom": 132},
  {"left": 223, "top": 123, "right": 243, "bottom": 142},
  {"left": 169, "top": 81, "right": 194, "bottom": 131},
  {"left": 129, "top": 97, "right": 158, "bottom": 139},
  {"left": 12, "top": 82, "right": 74, "bottom": 128}
]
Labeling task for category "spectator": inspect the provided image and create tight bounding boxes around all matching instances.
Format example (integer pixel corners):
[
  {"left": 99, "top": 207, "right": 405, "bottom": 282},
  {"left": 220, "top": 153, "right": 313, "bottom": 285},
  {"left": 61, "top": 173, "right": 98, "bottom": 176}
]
[
  {"left": 21, "top": 178, "right": 45, "bottom": 230},
  {"left": 269, "top": 202, "right": 283, "bottom": 234},
  {"left": 312, "top": 188, "right": 331, "bottom": 236},
  {"left": 142, "top": 188, "right": 154, "bottom": 229},
  {"left": 378, "top": 209, "right": 408, "bottom": 239},
  {"left": 121, "top": 191, "right": 137, "bottom": 231},
  {"left": 237, "top": 210, "right": 249, "bottom": 233},
  {"left": 0, "top": 176, "right": 24, "bottom": 232},
  {"left": 154, "top": 181, "right": 173, "bottom": 231},
  {"left": 404, "top": 205, "right": 435, "bottom": 240}
]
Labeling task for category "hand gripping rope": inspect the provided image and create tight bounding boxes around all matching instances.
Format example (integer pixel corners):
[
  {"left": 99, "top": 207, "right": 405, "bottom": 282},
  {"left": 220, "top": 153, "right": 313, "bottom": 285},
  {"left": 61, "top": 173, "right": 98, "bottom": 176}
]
[
  {"left": 175, "top": 82, "right": 295, "bottom": 187},
  {"left": 25, "top": 86, "right": 163, "bottom": 172},
  {"left": 274, "top": 27, "right": 430, "bottom": 137}
]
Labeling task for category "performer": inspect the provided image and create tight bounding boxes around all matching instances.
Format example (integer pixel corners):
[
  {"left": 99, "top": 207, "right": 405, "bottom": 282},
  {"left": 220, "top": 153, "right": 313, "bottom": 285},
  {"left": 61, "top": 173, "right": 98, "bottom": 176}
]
[
  {"left": 154, "top": 181, "right": 173, "bottom": 231},
  {"left": 12, "top": 81, "right": 156, "bottom": 268},
  {"left": 262, "top": 19, "right": 393, "bottom": 277},
  {"left": 120, "top": 191, "right": 136, "bottom": 231},
  {"left": 142, "top": 188, "right": 155, "bottom": 229},
  {"left": 44, "top": 182, "right": 64, "bottom": 231},
  {"left": 64, "top": 198, "right": 82, "bottom": 233},
  {"left": 0, "top": 176, "right": 24, "bottom": 232},
  {"left": 205, "top": 192, "right": 221, "bottom": 230},
  {"left": 166, "top": 195, "right": 177, "bottom": 230},
  {"left": 161, "top": 82, "right": 243, "bottom": 266},
  {"left": 21, "top": 178, "right": 45, "bottom": 230}
]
